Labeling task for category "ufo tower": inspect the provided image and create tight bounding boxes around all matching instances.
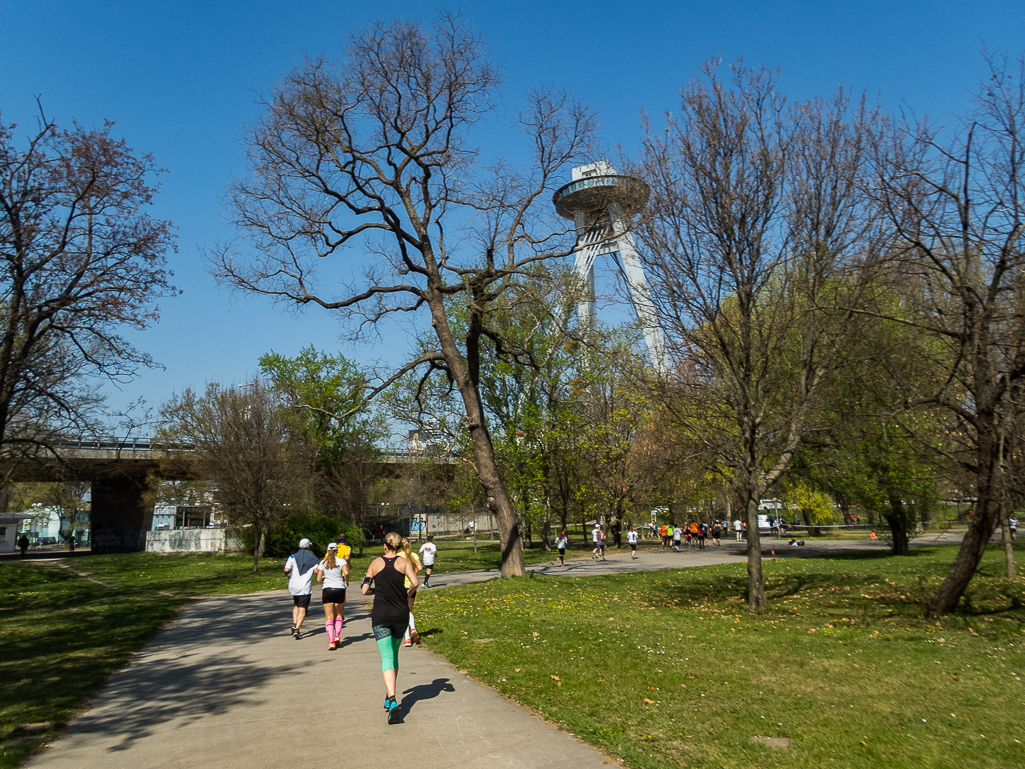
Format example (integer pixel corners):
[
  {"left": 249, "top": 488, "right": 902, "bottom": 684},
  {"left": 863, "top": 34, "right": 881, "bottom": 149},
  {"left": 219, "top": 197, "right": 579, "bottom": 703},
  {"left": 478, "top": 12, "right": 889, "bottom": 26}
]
[{"left": 552, "top": 161, "right": 669, "bottom": 374}]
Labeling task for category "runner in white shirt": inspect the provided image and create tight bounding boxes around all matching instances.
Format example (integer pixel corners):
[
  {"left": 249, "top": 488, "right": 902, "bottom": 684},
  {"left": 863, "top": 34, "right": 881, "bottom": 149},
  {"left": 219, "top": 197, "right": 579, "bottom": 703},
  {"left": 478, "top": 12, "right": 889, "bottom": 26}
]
[
  {"left": 283, "top": 538, "right": 317, "bottom": 639},
  {"left": 555, "top": 531, "right": 568, "bottom": 566},
  {"left": 627, "top": 526, "right": 638, "bottom": 559},
  {"left": 418, "top": 535, "right": 437, "bottom": 588},
  {"left": 315, "top": 543, "right": 349, "bottom": 650}
]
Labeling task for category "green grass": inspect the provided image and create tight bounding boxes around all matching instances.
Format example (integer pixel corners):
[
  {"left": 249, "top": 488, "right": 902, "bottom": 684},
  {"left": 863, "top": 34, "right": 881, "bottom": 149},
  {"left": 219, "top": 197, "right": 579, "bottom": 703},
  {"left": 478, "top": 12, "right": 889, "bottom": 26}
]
[
  {"left": 406, "top": 538, "right": 598, "bottom": 574},
  {"left": 416, "top": 545, "right": 1025, "bottom": 768},
  {"left": 0, "top": 553, "right": 285, "bottom": 768}
]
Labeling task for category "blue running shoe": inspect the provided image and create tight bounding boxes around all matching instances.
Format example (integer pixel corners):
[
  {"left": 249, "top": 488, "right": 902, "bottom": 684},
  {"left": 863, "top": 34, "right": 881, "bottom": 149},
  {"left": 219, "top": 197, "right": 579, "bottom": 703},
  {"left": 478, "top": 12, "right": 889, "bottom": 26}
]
[{"left": 387, "top": 700, "right": 401, "bottom": 724}]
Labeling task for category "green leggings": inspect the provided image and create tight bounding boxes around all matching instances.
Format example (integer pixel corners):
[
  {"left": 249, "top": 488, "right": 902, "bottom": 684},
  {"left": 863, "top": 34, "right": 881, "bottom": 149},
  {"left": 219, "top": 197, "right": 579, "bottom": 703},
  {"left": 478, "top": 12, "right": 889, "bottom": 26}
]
[{"left": 373, "top": 624, "right": 405, "bottom": 672}]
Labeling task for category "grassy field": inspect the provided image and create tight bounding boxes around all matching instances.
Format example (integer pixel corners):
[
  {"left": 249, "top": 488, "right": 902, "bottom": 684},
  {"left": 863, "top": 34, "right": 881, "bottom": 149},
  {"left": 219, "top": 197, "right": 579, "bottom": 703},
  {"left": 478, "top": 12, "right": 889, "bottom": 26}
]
[
  {"left": 4, "top": 543, "right": 1024, "bottom": 768},
  {"left": 404, "top": 537, "right": 597, "bottom": 574},
  {"left": 0, "top": 553, "right": 286, "bottom": 769},
  {"left": 415, "top": 545, "right": 1025, "bottom": 768}
]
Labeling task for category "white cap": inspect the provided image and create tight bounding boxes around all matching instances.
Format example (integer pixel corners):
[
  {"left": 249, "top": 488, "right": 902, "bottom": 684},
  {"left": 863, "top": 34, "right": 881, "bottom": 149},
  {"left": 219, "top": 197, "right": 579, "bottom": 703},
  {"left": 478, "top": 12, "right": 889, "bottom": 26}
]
[{"left": 299, "top": 538, "right": 312, "bottom": 548}]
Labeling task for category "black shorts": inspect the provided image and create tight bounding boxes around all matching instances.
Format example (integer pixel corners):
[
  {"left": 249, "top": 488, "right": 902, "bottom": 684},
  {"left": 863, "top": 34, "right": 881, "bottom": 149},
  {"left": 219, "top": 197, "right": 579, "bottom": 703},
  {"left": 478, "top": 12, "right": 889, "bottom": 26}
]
[
  {"left": 322, "top": 587, "right": 346, "bottom": 604},
  {"left": 630, "top": 543, "right": 637, "bottom": 551},
  {"left": 373, "top": 623, "right": 407, "bottom": 641},
  {"left": 292, "top": 593, "right": 312, "bottom": 610}
]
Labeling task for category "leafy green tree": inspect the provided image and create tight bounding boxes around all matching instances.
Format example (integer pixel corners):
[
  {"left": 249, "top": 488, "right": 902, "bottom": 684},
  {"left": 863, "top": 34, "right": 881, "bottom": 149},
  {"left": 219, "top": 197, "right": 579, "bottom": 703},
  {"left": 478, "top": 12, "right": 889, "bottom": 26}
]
[
  {"left": 872, "top": 54, "right": 1025, "bottom": 612},
  {"left": 259, "top": 346, "right": 389, "bottom": 535},
  {"left": 635, "top": 62, "right": 884, "bottom": 611}
]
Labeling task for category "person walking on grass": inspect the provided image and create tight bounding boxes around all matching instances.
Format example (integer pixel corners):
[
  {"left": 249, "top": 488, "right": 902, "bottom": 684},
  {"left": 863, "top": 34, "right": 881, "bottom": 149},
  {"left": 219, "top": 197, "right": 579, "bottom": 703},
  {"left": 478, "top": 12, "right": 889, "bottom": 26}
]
[
  {"left": 418, "top": 535, "right": 437, "bottom": 588},
  {"left": 316, "top": 542, "right": 349, "bottom": 650},
  {"left": 556, "top": 530, "right": 568, "bottom": 566},
  {"left": 628, "top": 525, "right": 638, "bottom": 559},
  {"left": 284, "top": 538, "right": 317, "bottom": 639},
  {"left": 398, "top": 537, "right": 422, "bottom": 647},
  {"left": 362, "top": 532, "right": 419, "bottom": 724}
]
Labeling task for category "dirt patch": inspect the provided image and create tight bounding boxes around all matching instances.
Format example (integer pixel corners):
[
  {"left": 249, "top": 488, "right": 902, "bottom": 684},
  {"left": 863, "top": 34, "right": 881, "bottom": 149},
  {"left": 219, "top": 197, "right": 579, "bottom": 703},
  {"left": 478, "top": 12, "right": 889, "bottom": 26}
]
[{"left": 750, "top": 735, "right": 791, "bottom": 749}]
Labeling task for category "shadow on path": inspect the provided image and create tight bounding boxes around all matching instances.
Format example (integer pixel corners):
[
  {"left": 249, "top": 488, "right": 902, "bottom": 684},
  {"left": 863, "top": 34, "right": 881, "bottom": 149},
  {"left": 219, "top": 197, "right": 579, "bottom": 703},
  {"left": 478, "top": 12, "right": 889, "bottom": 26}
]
[
  {"left": 72, "top": 650, "right": 303, "bottom": 753},
  {"left": 400, "top": 677, "right": 456, "bottom": 715}
]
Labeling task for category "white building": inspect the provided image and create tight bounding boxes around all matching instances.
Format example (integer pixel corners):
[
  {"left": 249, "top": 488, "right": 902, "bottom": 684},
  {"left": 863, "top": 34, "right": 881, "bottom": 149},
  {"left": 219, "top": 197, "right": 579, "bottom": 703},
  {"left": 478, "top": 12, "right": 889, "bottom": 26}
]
[{"left": 0, "top": 513, "right": 32, "bottom": 552}]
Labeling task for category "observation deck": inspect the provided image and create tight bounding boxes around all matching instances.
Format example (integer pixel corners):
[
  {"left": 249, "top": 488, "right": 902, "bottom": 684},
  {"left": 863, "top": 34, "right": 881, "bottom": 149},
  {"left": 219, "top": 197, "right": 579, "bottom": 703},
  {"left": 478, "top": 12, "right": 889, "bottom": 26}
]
[{"left": 553, "top": 173, "right": 650, "bottom": 219}]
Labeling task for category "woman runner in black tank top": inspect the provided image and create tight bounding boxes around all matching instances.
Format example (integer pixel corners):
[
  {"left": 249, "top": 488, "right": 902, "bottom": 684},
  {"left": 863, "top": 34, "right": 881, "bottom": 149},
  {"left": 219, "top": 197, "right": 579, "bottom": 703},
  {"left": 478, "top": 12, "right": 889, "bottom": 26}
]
[
  {"left": 362, "top": 532, "right": 418, "bottom": 723},
  {"left": 371, "top": 556, "right": 410, "bottom": 627}
]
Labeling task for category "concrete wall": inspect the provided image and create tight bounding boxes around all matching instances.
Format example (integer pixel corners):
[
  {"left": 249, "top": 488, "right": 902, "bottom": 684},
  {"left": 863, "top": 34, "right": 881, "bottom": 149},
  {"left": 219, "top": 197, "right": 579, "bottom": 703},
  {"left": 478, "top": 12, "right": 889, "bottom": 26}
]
[{"left": 144, "top": 528, "right": 244, "bottom": 554}]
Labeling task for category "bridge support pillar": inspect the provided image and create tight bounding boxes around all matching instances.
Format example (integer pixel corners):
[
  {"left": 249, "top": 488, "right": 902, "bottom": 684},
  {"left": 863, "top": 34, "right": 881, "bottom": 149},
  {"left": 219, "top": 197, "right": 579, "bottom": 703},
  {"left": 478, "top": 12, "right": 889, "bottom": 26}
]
[{"left": 90, "top": 477, "right": 153, "bottom": 553}]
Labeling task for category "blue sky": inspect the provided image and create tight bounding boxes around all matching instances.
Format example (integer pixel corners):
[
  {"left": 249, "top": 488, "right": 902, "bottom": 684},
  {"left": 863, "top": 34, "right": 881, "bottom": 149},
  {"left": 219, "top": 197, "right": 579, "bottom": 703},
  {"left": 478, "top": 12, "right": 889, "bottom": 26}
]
[{"left": 2, "top": 0, "right": 1023, "bottom": 435}]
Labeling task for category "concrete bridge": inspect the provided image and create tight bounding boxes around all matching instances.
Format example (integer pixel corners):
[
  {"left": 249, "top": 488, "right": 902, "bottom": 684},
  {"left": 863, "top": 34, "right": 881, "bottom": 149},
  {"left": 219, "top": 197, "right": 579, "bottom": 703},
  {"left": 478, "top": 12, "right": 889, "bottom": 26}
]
[{"left": 18, "top": 439, "right": 455, "bottom": 553}]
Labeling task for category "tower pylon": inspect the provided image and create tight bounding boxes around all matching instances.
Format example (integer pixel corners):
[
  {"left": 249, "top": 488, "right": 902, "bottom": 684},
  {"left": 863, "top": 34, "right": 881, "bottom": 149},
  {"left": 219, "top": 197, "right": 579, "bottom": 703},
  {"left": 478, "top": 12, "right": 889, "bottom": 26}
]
[{"left": 552, "top": 161, "right": 669, "bottom": 374}]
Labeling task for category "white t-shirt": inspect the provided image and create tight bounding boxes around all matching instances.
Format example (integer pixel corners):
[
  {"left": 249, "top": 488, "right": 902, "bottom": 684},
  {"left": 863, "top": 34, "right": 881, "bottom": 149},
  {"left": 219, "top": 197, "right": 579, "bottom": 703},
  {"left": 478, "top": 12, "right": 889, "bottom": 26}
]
[
  {"left": 673, "top": 527, "right": 682, "bottom": 540},
  {"left": 734, "top": 519, "right": 743, "bottom": 532},
  {"left": 419, "top": 542, "right": 437, "bottom": 565},
  {"left": 592, "top": 527, "right": 601, "bottom": 544},
  {"left": 318, "top": 558, "right": 348, "bottom": 589},
  {"left": 285, "top": 554, "right": 315, "bottom": 596},
  {"left": 627, "top": 530, "right": 638, "bottom": 544},
  {"left": 556, "top": 535, "right": 568, "bottom": 549}
]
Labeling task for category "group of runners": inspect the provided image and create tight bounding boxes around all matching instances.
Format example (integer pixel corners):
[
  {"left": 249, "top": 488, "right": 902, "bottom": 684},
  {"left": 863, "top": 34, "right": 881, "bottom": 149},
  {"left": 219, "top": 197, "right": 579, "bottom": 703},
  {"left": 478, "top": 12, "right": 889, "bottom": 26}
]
[
  {"left": 650, "top": 521, "right": 723, "bottom": 550},
  {"left": 282, "top": 531, "right": 438, "bottom": 724}
]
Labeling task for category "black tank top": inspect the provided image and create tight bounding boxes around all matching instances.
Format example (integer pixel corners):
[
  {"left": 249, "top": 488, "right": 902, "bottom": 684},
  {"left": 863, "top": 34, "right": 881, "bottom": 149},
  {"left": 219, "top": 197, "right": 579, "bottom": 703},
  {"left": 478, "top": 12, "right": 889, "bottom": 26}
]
[{"left": 370, "top": 556, "right": 408, "bottom": 627}]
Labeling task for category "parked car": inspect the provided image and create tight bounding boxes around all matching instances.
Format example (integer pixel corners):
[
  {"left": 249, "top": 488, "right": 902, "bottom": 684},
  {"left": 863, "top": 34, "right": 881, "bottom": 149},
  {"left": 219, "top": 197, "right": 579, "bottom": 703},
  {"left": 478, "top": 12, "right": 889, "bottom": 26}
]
[{"left": 36, "top": 536, "right": 58, "bottom": 545}]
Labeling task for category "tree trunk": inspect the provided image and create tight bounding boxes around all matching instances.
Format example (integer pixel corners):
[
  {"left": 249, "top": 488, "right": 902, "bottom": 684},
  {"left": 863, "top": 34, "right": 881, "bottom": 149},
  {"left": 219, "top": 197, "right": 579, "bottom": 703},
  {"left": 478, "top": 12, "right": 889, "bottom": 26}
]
[
  {"left": 434, "top": 296, "right": 525, "bottom": 577},
  {"left": 252, "top": 527, "right": 261, "bottom": 574},
  {"left": 885, "top": 497, "right": 910, "bottom": 556},
  {"left": 744, "top": 489, "right": 766, "bottom": 611},
  {"left": 1000, "top": 502, "right": 1016, "bottom": 579},
  {"left": 928, "top": 468, "right": 1000, "bottom": 613}
]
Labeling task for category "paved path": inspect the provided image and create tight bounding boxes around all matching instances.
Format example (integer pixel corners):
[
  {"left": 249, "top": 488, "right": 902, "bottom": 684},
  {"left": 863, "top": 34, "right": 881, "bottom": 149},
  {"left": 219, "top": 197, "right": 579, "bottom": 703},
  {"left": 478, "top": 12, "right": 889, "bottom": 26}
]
[{"left": 24, "top": 531, "right": 965, "bottom": 769}]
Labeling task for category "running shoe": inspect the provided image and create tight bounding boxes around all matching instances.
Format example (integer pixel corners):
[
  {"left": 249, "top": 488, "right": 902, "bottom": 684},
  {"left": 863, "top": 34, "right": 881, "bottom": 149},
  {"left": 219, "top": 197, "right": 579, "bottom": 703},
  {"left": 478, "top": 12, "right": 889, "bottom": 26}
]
[
  {"left": 384, "top": 696, "right": 394, "bottom": 710},
  {"left": 292, "top": 627, "right": 302, "bottom": 640},
  {"left": 387, "top": 700, "right": 402, "bottom": 724},
  {"left": 410, "top": 629, "right": 421, "bottom": 645},
  {"left": 328, "top": 641, "right": 336, "bottom": 650},
  {"left": 402, "top": 638, "right": 412, "bottom": 647}
]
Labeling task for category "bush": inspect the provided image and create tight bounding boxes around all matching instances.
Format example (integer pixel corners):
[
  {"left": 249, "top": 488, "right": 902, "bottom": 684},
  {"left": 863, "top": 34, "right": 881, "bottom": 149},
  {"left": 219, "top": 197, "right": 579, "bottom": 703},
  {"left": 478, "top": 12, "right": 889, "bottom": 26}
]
[{"left": 262, "top": 512, "right": 365, "bottom": 558}]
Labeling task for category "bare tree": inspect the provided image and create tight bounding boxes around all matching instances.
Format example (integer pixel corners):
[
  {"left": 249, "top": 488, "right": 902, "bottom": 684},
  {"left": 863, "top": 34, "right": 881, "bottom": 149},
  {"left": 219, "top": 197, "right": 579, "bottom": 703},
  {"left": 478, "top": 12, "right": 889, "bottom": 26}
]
[
  {"left": 212, "top": 16, "right": 597, "bottom": 576},
  {"left": 634, "top": 61, "right": 883, "bottom": 610},
  {"left": 873, "top": 53, "right": 1025, "bottom": 614},
  {"left": 157, "top": 379, "right": 316, "bottom": 572},
  {"left": 0, "top": 114, "right": 177, "bottom": 460}
]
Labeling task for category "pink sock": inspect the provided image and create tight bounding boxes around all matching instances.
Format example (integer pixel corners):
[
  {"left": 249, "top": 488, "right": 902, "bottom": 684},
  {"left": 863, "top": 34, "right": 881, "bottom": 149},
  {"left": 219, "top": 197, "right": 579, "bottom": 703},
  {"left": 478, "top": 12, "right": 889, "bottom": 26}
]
[
  {"left": 335, "top": 617, "right": 343, "bottom": 636},
  {"left": 325, "top": 621, "right": 335, "bottom": 643}
]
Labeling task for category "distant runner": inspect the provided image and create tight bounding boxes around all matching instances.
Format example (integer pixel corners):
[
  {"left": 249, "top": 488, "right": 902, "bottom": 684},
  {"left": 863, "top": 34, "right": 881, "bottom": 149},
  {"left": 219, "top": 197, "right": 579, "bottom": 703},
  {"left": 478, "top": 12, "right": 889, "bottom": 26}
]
[
  {"left": 283, "top": 538, "right": 317, "bottom": 639},
  {"left": 316, "top": 542, "right": 349, "bottom": 650},
  {"left": 628, "top": 525, "right": 638, "bottom": 559},
  {"left": 556, "top": 530, "right": 568, "bottom": 566},
  {"left": 418, "top": 535, "right": 437, "bottom": 588}
]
